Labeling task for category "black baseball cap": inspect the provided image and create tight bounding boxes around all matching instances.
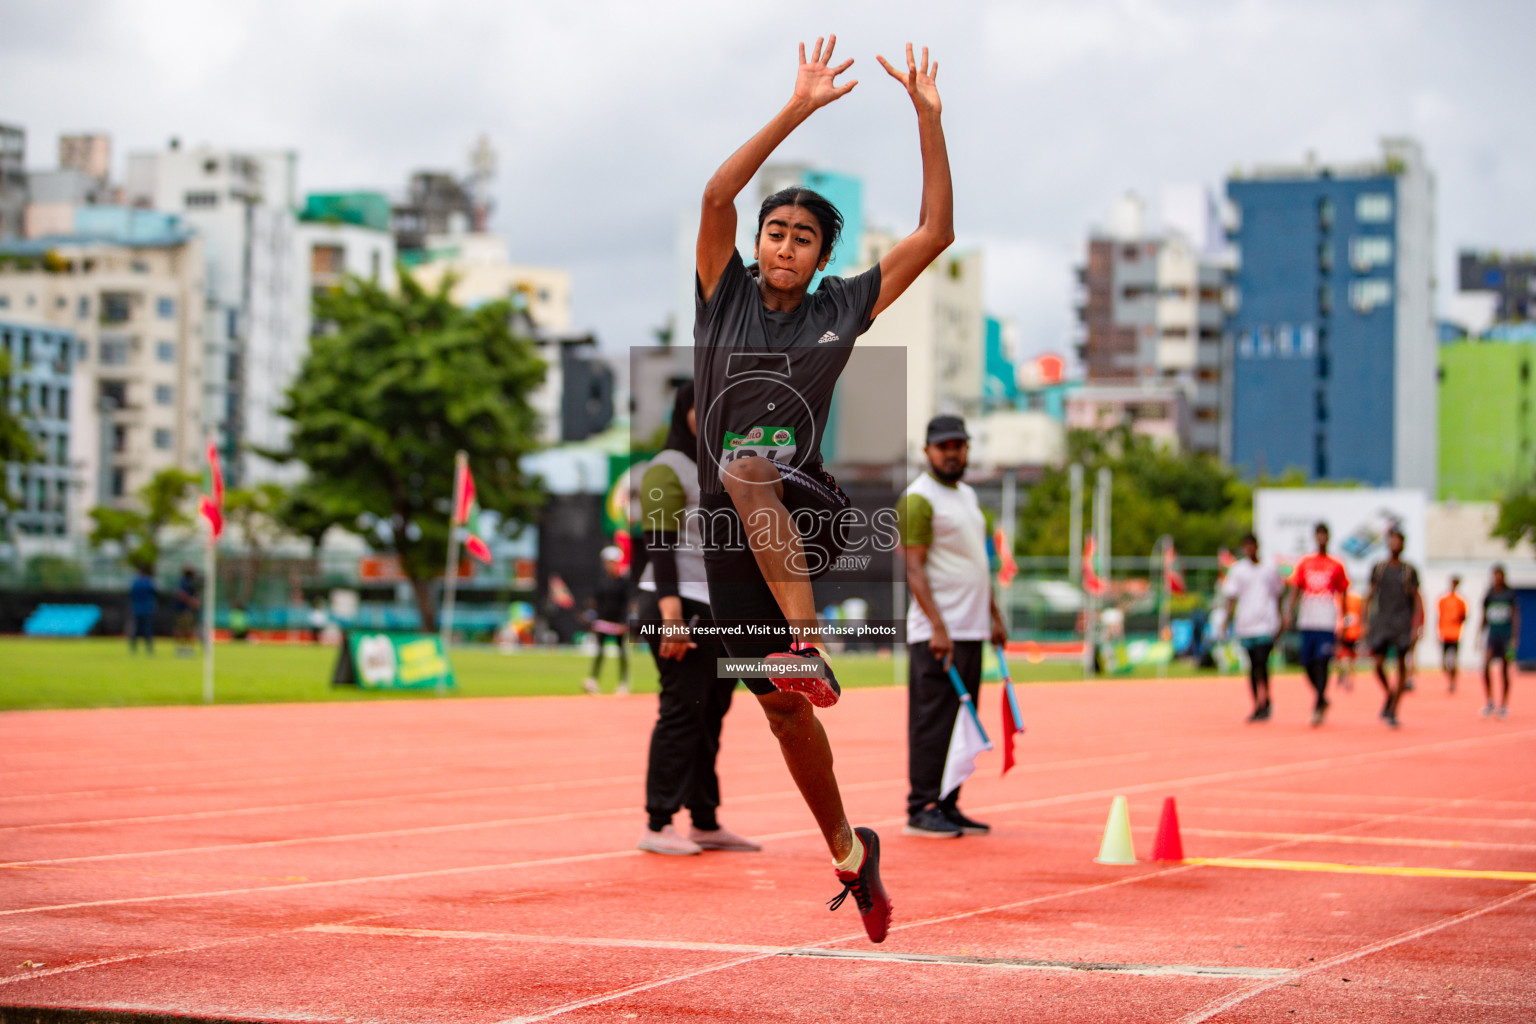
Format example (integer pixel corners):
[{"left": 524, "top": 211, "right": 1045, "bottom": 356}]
[{"left": 925, "top": 415, "right": 970, "bottom": 445}]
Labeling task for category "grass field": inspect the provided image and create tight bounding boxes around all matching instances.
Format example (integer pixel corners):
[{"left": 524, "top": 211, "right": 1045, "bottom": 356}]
[{"left": 0, "top": 637, "right": 1219, "bottom": 711}]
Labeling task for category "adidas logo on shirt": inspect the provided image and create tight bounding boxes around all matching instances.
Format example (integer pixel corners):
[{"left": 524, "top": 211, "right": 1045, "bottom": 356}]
[{"left": 817, "top": 331, "right": 840, "bottom": 344}]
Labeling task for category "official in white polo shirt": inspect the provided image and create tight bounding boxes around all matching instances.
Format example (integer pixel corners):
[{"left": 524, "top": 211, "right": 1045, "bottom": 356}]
[{"left": 898, "top": 415, "right": 1008, "bottom": 838}]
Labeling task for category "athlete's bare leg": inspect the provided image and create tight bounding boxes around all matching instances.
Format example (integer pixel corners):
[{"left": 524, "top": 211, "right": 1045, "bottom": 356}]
[
  {"left": 1375, "top": 651, "right": 1401, "bottom": 712},
  {"left": 757, "top": 690, "right": 854, "bottom": 860},
  {"left": 721, "top": 456, "right": 820, "bottom": 641}
]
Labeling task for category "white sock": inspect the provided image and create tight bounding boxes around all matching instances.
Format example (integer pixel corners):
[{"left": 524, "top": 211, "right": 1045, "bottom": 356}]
[{"left": 834, "top": 832, "right": 865, "bottom": 873}]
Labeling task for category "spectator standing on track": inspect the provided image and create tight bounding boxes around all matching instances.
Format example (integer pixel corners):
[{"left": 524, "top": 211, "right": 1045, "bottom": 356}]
[
  {"left": 636, "top": 383, "right": 759, "bottom": 856},
  {"left": 1336, "top": 589, "right": 1363, "bottom": 692},
  {"left": 1284, "top": 522, "right": 1349, "bottom": 727},
  {"left": 1363, "top": 527, "right": 1422, "bottom": 729},
  {"left": 173, "top": 566, "right": 200, "bottom": 657},
  {"left": 128, "top": 566, "right": 157, "bottom": 655},
  {"left": 1437, "top": 576, "right": 1467, "bottom": 694},
  {"left": 898, "top": 415, "right": 1008, "bottom": 839},
  {"left": 1221, "top": 533, "right": 1284, "bottom": 723},
  {"left": 583, "top": 547, "right": 632, "bottom": 695},
  {"left": 1480, "top": 565, "right": 1519, "bottom": 719}
]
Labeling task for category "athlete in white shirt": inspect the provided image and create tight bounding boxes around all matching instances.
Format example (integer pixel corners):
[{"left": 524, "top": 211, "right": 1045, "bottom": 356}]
[{"left": 1221, "top": 532, "right": 1284, "bottom": 722}]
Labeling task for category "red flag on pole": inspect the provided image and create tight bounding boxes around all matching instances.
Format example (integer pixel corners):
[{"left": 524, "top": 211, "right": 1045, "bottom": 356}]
[
  {"left": 1163, "top": 541, "right": 1186, "bottom": 594},
  {"left": 996, "top": 646, "right": 1026, "bottom": 776},
  {"left": 453, "top": 462, "right": 492, "bottom": 564},
  {"left": 199, "top": 437, "right": 223, "bottom": 539},
  {"left": 994, "top": 526, "right": 1017, "bottom": 587},
  {"left": 1082, "top": 536, "right": 1106, "bottom": 595},
  {"left": 454, "top": 462, "right": 476, "bottom": 525}
]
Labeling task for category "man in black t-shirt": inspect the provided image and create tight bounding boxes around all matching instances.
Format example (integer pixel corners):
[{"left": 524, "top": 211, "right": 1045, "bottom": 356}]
[
  {"left": 1364, "top": 528, "right": 1422, "bottom": 729},
  {"left": 691, "top": 37, "right": 954, "bottom": 944}
]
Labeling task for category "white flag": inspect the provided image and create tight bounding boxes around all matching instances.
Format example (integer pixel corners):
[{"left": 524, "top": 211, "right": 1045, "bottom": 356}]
[{"left": 940, "top": 700, "right": 993, "bottom": 800}]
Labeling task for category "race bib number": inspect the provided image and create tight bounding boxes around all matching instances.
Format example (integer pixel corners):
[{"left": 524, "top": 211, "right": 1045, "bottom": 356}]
[{"left": 721, "top": 426, "right": 796, "bottom": 465}]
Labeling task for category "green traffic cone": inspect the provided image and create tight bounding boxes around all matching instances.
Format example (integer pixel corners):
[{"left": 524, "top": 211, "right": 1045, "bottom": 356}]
[{"left": 1095, "top": 794, "right": 1137, "bottom": 865}]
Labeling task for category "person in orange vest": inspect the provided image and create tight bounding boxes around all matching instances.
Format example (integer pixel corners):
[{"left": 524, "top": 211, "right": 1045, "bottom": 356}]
[
  {"left": 1336, "top": 590, "right": 1363, "bottom": 693},
  {"left": 1437, "top": 576, "right": 1468, "bottom": 694}
]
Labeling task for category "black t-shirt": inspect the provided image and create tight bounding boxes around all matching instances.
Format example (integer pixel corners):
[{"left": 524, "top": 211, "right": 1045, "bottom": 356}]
[
  {"left": 1369, "top": 560, "right": 1420, "bottom": 639},
  {"left": 693, "top": 251, "right": 882, "bottom": 495},
  {"left": 594, "top": 575, "right": 629, "bottom": 625}
]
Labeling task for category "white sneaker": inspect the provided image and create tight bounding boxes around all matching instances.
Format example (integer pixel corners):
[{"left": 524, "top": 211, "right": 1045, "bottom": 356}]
[
  {"left": 638, "top": 824, "right": 702, "bottom": 855},
  {"left": 690, "top": 824, "right": 762, "bottom": 852},
  {"left": 1497, "top": 706, "right": 1509, "bottom": 719},
  {"left": 616, "top": 681, "right": 630, "bottom": 696},
  {"left": 1481, "top": 702, "right": 1495, "bottom": 718},
  {"left": 582, "top": 678, "right": 600, "bottom": 695}
]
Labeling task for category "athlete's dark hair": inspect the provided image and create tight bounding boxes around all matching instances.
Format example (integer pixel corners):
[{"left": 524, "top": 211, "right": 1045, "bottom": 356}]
[
  {"left": 1240, "top": 532, "right": 1257, "bottom": 546},
  {"left": 757, "top": 187, "right": 843, "bottom": 263}
]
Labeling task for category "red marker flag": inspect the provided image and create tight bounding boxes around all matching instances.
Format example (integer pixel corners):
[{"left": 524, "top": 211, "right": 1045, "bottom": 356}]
[
  {"left": 1082, "top": 536, "right": 1106, "bottom": 596},
  {"left": 1163, "top": 541, "right": 1186, "bottom": 594},
  {"left": 454, "top": 463, "right": 492, "bottom": 564},
  {"left": 996, "top": 645, "right": 1026, "bottom": 776},
  {"left": 198, "top": 437, "right": 224, "bottom": 539},
  {"left": 994, "top": 526, "right": 1017, "bottom": 587}
]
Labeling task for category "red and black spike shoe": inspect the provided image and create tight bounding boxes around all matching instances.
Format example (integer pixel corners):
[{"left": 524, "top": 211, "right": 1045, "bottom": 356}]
[
  {"left": 765, "top": 646, "right": 841, "bottom": 708},
  {"left": 828, "top": 827, "right": 892, "bottom": 943}
]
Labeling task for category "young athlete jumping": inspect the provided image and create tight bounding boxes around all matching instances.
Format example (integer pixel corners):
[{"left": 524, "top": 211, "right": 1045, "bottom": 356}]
[{"left": 693, "top": 35, "right": 953, "bottom": 943}]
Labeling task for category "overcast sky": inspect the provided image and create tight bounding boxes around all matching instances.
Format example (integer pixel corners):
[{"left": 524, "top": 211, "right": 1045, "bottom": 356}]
[{"left": 3, "top": 0, "right": 1533, "bottom": 362}]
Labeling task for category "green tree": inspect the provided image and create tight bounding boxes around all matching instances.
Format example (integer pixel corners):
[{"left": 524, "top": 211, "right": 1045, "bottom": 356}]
[
  {"left": 1493, "top": 472, "right": 1536, "bottom": 549},
  {"left": 273, "top": 477, "right": 349, "bottom": 556},
  {"left": 87, "top": 468, "right": 201, "bottom": 573},
  {"left": 224, "top": 482, "right": 288, "bottom": 604},
  {"left": 1016, "top": 427, "right": 1253, "bottom": 559},
  {"left": 269, "top": 272, "right": 546, "bottom": 629},
  {"left": 0, "top": 350, "right": 43, "bottom": 534}
]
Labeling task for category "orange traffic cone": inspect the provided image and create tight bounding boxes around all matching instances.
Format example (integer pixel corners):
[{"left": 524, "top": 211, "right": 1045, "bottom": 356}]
[{"left": 1150, "top": 796, "right": 1184, "bottom": 861}]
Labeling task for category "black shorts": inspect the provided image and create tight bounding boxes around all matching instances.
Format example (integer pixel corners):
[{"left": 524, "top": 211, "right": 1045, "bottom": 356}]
[
  {"left": 1370, "top": 631, "right": 1414, "bottom": 657},
  {"left": 1441, "top": 639, "right": 1459, "bottom": 659},
  {"left": 701, "top": 462, "right": 852, "bottom": 694},
  {"left": 1488, "top": 635, "right": 1513, "bottom": 661}
]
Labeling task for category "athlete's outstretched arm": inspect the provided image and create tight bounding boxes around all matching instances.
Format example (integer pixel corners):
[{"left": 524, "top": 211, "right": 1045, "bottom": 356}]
[
  {"left": 698, "top": 36, "right": 857, "bottom": 303},
  {"left": 871, "top": 43, "right": 954, "bottom": 319}
]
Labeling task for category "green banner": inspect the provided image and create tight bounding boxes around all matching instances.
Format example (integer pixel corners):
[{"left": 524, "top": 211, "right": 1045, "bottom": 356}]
[{"left": 333, "top": 631, "right": 455, "bottom": 690}]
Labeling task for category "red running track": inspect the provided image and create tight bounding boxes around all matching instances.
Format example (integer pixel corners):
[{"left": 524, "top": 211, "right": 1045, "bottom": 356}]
[{"left": 1, "top": 671, "right": 1533, "bottom": 1023}]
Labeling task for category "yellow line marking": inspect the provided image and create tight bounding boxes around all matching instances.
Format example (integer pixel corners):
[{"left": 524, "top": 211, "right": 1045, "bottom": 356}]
[{"left": 1184, "top": 857, "right": 1536, "bottom": 882}]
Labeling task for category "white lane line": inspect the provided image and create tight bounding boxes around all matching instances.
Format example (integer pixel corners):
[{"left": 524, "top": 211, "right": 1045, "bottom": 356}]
[
  {"left": 0, "top": 748, "right": 1151, "bottom": 829},
  {"left": 1175, "top": 884, "right": 1536, "bottom": 1024},
  {"left": 0, "top": 778, "right": 893, "bottom": 870},
  {"left": 964, "top": 728, "right": 1536, "bottom": 820},
  {"left": 785, "top": 947, "right": 1289, "bottom": 978},
  {"left": 0, "top": 911, "right": 399, "bottom": 989},
  {"left": 305, "top": 923, "right": 1288, "bottom": 979},
  {"left": 1187, "top": 804, "right": 1536, "bottom": 830},
  {"left": 0, "top": 849, "right": 644, "bottom": 918},
  {"left": 10, "top": 728, "right": 1515, "bottom": 869},
  {"left": 4, "top": 730, "right": 1528, "bottom": 917},
  {"left": 306, "top": 923, "right": 779, "bottom": 955},
  {"left": 0, "top": 776, "right": 645, "bottom": 834},
  {"left": 1203, "top": 787, "right": 1536, "bottom": 811},
  {"left": 494, "top": 951, "right": 778, "bottom": 1024}
]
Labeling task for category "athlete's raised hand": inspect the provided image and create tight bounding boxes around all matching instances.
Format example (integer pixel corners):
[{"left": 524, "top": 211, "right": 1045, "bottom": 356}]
[
  {"left": 877, "top": 43, "right": 940, "bottom": 117},
  {"left": 793, "top": 35, "right": 857, "bottom": 110}
]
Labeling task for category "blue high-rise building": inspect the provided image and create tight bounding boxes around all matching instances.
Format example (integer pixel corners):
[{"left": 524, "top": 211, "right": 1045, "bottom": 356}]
[{"left": 1225, "top": 139, "right": 1436, "bottom": 490}]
